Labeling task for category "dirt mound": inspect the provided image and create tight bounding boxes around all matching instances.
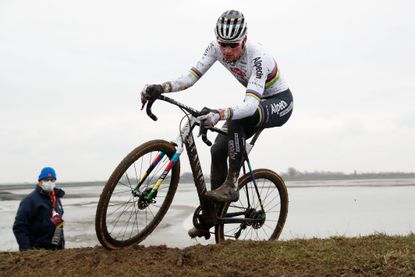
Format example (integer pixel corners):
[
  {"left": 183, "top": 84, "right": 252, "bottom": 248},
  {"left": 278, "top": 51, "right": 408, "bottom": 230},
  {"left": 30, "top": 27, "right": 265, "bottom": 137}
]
[{"left": 1, "top": 235, "right": 414, "bottom": 276}]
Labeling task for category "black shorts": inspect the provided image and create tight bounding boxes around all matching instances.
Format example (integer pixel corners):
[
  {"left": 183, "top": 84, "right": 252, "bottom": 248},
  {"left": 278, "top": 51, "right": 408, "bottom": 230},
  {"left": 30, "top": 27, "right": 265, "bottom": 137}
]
[{"left": 224, "top": 88, "right": 293, "bottom": 138}]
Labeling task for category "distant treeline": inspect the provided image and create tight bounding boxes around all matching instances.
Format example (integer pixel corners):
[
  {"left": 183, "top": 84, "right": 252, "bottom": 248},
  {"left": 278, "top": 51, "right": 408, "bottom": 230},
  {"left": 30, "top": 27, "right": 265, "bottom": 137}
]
[
  {"left": 279, "top": 167, "right": 415, "bottom": 181},
  {"left": 4, "top": 169, "right": 414, "bottom": 188},
  {"left": 178, "top": 168, "right": 415, "bottom": 183}
]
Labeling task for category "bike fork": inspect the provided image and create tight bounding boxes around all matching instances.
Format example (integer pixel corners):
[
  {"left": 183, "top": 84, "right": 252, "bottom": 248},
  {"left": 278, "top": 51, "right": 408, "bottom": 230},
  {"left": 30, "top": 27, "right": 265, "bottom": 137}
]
[
  {"left": 134, "top": 151, "right": 166, "bottom": 190},
  {"left": 135, "top": 148, "right": 183, "bottom": 199}
]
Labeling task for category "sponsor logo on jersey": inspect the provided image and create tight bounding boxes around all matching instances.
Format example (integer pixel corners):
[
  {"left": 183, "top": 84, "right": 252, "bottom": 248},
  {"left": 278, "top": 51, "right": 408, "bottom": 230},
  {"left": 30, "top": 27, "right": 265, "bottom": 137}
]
[
  {"left": 279, "top": 101, "right": 293, "bottom": 117},
  {"left": 253, "top": 57, "right": 263, "bottom": 79},
  {"left": 231, "top": 67, "right": 247, "bottom": 79}
]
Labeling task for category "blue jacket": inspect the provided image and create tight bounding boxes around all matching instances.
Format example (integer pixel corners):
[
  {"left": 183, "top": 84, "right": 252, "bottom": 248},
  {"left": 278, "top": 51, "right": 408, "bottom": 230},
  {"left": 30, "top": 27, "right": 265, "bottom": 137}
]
[{"left": 13, "top": 185, "right": 65, "bottom": 251}]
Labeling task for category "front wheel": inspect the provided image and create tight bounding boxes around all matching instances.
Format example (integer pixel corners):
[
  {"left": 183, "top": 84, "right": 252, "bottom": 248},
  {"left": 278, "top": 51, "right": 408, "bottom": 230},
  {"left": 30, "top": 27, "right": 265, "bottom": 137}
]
[
  {"left": 215, "top": 169, "right": 288, "bottom": 242},
  {"left": 95, "top": 140, "right": 180, "bottom": 249}
]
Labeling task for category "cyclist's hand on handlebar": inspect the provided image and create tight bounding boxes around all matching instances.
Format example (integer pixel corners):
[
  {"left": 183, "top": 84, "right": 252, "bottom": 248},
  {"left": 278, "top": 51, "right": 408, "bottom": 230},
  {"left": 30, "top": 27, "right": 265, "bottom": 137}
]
[
  {"left": 197, "top": 109, "right": 220, "bottom": 129},
  {"left": 140, "top": 84, "right": 164, "bottom": 106}
]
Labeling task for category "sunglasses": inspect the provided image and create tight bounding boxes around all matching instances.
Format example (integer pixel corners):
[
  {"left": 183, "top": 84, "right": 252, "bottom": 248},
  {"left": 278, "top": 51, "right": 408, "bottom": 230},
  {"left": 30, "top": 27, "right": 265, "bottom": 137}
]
[{"left": 218, "top": 42, "right": 241, "bottom": 48}]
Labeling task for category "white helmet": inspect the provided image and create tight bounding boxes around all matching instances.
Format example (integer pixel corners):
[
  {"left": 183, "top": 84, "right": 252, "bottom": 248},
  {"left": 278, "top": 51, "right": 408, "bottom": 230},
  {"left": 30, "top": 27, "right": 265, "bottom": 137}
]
[{"left": 215, "top": 10, "right": 247, "bottom": 43}]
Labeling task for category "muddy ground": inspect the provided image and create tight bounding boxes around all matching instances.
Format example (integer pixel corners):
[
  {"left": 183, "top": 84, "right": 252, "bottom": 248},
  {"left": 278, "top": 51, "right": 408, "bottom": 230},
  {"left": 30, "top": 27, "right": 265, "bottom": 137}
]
[{"left": 1, "top": 234, "right": 414, "bottom": 276}]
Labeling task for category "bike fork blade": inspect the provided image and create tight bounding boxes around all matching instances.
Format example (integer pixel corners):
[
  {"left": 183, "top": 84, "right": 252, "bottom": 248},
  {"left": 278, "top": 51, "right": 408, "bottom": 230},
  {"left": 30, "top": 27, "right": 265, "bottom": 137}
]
[
  {"left": 146, "top": 150, "right": 182, "bottom": 199},
  {"left": 135, "top": 151, "right": 166, "bottom": 190}
]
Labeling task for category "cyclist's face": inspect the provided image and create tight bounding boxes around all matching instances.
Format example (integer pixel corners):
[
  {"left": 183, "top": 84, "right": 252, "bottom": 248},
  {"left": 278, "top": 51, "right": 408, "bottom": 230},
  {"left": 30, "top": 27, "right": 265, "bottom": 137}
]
[{"left": 219, "top": 38, "right": 245, "bottom": 62}]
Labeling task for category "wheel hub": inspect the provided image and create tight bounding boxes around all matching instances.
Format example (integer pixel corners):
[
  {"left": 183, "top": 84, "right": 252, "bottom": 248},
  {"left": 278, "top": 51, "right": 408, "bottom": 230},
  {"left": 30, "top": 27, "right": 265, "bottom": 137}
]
[
  {"left": 137, "top": 187, "right": 156, "bottom": 210},
  {"left": 246, "top": 209, "right": 265, "bottom": 229}
]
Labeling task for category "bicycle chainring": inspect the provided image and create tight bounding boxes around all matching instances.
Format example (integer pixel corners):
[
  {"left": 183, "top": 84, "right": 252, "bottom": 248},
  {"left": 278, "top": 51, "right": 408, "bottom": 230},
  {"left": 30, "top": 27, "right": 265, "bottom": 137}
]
[{"left": 192, "top": 206, "right": 204, "bottom": 229}]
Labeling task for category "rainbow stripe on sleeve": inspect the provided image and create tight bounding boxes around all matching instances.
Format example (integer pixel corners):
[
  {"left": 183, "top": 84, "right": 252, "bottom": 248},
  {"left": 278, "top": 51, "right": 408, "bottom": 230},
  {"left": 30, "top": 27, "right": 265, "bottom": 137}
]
[
  {"left": 226, "top": 108, "right": 233, "bottom": 120},
  {"left": 265, "top": 63, "right": 280, "bottom": 89},
  {"left": 255, "top": 104, "right": 265, "bottom": 128},
  {"left": 190, "top": 67, "right": 203, "bottom": 79},
  {"left": 246, "top": 89, "right": 262, "bottom": 102}
]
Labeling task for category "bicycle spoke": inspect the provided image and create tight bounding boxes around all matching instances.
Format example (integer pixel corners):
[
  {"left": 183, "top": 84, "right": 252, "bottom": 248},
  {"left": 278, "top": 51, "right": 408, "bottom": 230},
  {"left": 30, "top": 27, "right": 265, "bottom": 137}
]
[
  {"left": 139, "top": 156, "right": 144, "bottom": 180},
  {"left": 122, "top": 204, "right": 137, "bottom": 240},
  {"left": 243, "top": 227, "right": 253, "bottom": 240},
  {"left": 260, "top": 224, "right": 270, "bottom": 239},
  {"left": 132, "top": 201, "right": 140, "bottom": 238},
  {"left": 226, "top": 225, "right": 241, "bottom": 234},
  {"left": 111, "top": 190, "right": 133, "bottom": 197},
  {"left": 263, "top": 222, "right": 275, "bottom": 232},
  {"left": 262, "top": 183, "right": 276, "bottom": 204},
  {"left": 117, "top": 180, "right": 131, "bottom": 189},
  {"left": 108, "top": 196, "right": 135, "bottom": 235},
  {"left": 107, "top": 196, "right": 134, "bottom": 217},
  {"left": 264, "top": 202, "right": 280, "bottom": 212},
  {"left": 125, "top": 172, "right": 133, "bottom": 189},
  {"left": 147, "top": 204, "right": 156, "bottom": 219},
  {"left": 133, "top": 162, "right": 140, "bottom": 187}
]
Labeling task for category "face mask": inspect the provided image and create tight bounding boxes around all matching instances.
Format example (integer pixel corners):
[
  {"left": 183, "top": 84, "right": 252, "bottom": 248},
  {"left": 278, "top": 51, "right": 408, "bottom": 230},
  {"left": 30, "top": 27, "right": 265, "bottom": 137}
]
[{"left": 41, "top": 181, "right": 56, "bottom": 191}]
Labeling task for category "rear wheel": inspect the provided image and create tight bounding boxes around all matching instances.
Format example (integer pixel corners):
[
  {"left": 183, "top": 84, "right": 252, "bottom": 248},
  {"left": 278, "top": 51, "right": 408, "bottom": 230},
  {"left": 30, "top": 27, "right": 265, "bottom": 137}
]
[
  {"left": 95, "top": 140, "right": 180, "bottom": 249},
  {"left": 215, "top": 169, "right": 288, "bottom": 242}
]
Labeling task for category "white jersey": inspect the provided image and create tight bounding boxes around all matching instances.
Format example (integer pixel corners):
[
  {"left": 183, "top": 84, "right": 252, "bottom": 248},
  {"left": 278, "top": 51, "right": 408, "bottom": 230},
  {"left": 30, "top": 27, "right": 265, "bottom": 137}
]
[{"left": 169, "top": 40, "right": 289, "bottom": 120}]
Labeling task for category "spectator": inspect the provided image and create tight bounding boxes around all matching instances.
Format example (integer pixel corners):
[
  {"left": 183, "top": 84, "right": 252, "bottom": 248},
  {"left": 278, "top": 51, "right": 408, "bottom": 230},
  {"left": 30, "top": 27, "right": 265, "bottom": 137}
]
[{"left": 13, "top": 167, "right": 65, "bottom": 251}]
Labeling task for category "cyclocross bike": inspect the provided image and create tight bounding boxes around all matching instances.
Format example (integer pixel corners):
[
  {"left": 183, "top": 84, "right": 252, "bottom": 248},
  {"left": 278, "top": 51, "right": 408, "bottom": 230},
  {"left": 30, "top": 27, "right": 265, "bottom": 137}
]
[{"left": 95, "top": 95, "right": 289, "bottom": 249}]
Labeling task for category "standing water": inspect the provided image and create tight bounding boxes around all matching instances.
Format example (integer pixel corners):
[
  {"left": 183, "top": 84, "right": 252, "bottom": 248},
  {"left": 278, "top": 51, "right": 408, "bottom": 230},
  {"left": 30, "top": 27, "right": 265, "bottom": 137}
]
[{"left": 1, "top": 178, "right": 414, "bottom": 251}]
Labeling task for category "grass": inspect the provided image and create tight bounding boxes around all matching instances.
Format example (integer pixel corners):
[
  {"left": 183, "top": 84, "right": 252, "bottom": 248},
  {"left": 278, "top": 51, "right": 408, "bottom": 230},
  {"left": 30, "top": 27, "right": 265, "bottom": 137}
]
[{"left": 1, "top": 234, "right": 414, "bottom": 276}]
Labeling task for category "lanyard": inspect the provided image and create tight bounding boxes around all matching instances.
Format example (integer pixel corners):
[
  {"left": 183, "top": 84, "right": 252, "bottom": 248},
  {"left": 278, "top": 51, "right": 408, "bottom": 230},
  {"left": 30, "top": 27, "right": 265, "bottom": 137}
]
[
  {"left": 50, "top": 189, "right": 57, "bottom": 212},
  {"left": 49, "top": 189, "right": 64, "bottom": 226}
]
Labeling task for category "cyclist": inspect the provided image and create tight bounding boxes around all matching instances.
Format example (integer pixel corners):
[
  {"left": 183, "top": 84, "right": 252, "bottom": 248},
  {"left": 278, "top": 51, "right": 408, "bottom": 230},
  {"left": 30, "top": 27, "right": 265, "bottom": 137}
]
[{"left": 141, "top": 10, "right": 293, "bottom": 234}]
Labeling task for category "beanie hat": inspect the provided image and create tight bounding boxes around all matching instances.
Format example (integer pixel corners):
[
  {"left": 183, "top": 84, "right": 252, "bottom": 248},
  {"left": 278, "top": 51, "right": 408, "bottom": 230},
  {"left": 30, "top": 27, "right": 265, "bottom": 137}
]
[{"left": 38, "top": 167, "right": 57, "bottom": 181}]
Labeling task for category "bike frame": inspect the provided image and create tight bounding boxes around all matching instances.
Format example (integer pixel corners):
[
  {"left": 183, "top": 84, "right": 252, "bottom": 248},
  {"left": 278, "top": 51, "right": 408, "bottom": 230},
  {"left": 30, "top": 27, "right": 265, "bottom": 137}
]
[{"left": 139, "top": 95, "right": 266, "bottom": 225}]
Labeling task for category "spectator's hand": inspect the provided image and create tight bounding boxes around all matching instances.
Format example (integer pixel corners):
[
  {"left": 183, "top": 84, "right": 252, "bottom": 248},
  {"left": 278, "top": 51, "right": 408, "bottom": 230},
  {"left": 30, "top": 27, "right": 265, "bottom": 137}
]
[
  {"left": 50, "top": 214, "right": 64, "bottom": 226},
  {"left": 140, "top": 84, "right": 164, "bottom": 106}
]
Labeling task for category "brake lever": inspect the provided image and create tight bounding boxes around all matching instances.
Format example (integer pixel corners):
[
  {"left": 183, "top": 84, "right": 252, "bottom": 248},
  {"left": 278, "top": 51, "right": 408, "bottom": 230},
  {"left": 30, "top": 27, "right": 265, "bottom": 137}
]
[
  {"left": 202, "top": 133, "right": 212, "bottom": 146},
  {"left": 198, "top": 124, "right": 212, "bottom": 146}
]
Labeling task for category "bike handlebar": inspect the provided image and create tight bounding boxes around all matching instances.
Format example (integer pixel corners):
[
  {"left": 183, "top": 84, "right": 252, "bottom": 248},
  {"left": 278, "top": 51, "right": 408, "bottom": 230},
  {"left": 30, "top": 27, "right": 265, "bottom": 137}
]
[
  {"left": 141, "top": 95, "right": 226, "bottom": 146},
  {"left": 145, "top": 99, "right": 158, "bottom": 121}
]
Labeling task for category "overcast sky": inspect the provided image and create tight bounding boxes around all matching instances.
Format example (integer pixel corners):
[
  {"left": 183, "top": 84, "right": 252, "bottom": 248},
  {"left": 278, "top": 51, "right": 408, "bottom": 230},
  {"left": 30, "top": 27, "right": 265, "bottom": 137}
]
[{"left": 0, "top": 0, "right": 414, "bottom": 183}]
